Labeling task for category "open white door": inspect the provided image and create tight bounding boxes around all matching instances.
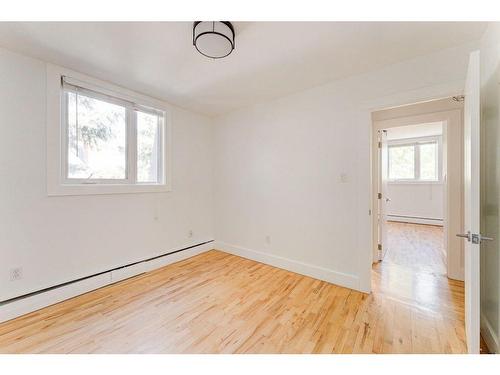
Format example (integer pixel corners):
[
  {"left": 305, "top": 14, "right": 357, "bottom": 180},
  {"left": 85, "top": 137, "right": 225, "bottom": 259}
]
[
  {"left": 378, "top": 130, "right": 389, "bottom": 261},
  {"left": 459, "top": 50, "right": 484, "bottom": 354}
]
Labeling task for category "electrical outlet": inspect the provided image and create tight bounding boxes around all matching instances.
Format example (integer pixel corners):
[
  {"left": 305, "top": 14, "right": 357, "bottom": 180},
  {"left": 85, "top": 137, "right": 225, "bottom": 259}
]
[
  {"left": 265, "top": 235, "right": 271, "bottom": 245},
  {"left": 10, "top": 267, "right": 23, "bottom": 281},
  {"left": 188, "top": 230, "right": 193, "bottom": 238}
]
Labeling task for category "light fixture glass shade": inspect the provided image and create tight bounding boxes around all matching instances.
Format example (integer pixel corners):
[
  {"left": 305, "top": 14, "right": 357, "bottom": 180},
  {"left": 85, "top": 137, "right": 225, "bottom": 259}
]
[{"left": 193, "top": 22, "right": 235, "bottom": 59}]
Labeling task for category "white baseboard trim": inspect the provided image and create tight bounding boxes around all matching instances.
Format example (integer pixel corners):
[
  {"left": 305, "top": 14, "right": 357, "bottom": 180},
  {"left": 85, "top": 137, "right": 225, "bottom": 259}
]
[
  {"left": 388, "top": 215, "right": 443, "bottom": 226},
  {"left": 481, "top": 312, "right": 499, "bottom": 353},
  {"left": 215, "top": 241, "right": 360, "bottom": 292},
  {"left": 0, "top": 241, "right": 214, "bottom": 324}
]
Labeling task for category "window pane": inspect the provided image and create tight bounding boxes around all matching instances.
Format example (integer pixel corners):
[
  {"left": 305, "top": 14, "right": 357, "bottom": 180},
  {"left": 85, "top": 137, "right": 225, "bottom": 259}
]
[
  {"left": 67, "top": 92, "right": 127, "bottom": 179},
  {"left": 420, "top": 142, "right": 438, "bottom": 180},
  {"left": 389, "top": 145, "right": 415, "bottom": 179},
  {"left": 137, "top": 111, "right": 160, "bottom": 183}
]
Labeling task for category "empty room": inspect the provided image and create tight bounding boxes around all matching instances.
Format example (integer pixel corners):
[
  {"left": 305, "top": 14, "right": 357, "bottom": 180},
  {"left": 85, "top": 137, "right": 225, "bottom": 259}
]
[{"left": 1, "top": 2, "right": 500, "bottom": 371}]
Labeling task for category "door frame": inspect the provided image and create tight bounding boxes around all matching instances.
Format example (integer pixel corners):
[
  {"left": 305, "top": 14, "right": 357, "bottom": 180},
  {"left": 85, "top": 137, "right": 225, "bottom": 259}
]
[
  {"left": 370, "top": 98, "right": 465, "bottom": 280},
  {"left": 463, "top": 50, "right": 481, "bottom": 354}
]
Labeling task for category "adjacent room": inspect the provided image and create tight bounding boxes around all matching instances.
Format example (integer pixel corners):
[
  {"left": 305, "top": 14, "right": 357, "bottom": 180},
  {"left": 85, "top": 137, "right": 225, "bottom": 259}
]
[
  {"left": 0, "top": 20, "right": 499, "bottom": 357},
  {"left": 384, "top": 122, "right": 445, "bottom": 270}
]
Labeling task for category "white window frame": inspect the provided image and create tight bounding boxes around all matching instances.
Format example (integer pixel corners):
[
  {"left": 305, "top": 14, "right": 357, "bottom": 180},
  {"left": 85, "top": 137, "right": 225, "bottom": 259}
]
[
  {"left": 47, "top": 64, "right": 172, "bottom": 196},
  {"left": 387, "top": 135, "right": 442, "bottom": 184}
]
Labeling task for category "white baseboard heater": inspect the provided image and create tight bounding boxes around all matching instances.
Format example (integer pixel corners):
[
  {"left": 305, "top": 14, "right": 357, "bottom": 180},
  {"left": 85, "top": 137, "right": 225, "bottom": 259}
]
[
  {"left": 0, "top": 240, "right": 214, "bottom": 323},
  {"left": 387, "top": 214, "right": 443, "bottom": 226}
]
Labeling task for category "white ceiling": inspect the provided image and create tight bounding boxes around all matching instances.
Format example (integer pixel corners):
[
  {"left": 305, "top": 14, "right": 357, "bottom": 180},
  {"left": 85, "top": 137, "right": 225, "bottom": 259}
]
[{"left": 0, "top": 22, "right": 488, "bottom": 116}]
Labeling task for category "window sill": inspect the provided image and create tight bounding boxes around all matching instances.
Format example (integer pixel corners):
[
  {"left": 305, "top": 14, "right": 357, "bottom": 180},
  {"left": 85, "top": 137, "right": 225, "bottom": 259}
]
[{"left": 47, "top": 183, "right": 171, "bottom": 197}]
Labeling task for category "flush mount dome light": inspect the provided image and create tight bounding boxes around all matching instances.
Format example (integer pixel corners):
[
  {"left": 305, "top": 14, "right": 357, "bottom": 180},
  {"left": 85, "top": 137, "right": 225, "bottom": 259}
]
[{"left": 193, "top": 21, "right": 235, "bottom": 59}]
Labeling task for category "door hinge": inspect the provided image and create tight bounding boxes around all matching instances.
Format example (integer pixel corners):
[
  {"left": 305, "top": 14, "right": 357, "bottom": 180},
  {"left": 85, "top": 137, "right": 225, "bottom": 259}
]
[
  {"left": 378, "top": 244, "right": 382, "bottom": 251},
  {"left": 378, "top": 192, "right": 382, "bottom": 199},
  {"left": 378, "top": 141, "right": 382, "bottom": 148}
]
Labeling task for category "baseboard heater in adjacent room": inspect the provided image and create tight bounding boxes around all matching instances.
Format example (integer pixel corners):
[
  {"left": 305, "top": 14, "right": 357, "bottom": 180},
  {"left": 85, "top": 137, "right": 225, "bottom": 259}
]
[
  {"left": 387, "top": 214, "right": 444, "bottom": 226},
  {"left": 0, "top": 240, "right": 214, "bottom": 323}
]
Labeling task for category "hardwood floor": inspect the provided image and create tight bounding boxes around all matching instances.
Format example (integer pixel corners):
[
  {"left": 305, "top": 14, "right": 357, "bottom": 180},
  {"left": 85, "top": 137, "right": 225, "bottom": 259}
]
[
  {"left": 0, "top": 230, "right": 466, "bottom": 353},
  {"left": 385, "top": 221, "right": 446, "bottom": 275},
  {"left": 374, "top": 222, "right": 466, "bottom": 353}
]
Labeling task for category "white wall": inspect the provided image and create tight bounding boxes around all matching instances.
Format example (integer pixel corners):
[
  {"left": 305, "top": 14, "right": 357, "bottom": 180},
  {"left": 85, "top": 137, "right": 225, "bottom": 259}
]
[
  {"left": 386, "top": 183, "right": 444, "bottom": 224},
  {"left": 213, "top": 42, "right": 477, "bottom": 293},
  {"left": 0, "top": 47, "right": 214, "bottom": 302}
]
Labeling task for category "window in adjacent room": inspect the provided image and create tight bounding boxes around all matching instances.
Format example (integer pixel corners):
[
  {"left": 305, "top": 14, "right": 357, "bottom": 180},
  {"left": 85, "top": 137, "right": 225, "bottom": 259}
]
[{"left": 388, "top": 138, "right": 440, "bottom": 182}]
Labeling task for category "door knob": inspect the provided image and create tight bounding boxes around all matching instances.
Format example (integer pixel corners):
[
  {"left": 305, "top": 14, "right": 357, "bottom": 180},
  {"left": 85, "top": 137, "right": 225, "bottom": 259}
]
[
  {"left": 456, "top": 231, "right": 471, "bottom": 241},
  {"left": 457, "top": 232, "right": 494, "bottom": 244},
  {"left": 471, "top": 233, "right": 494, "bottom": 244}
]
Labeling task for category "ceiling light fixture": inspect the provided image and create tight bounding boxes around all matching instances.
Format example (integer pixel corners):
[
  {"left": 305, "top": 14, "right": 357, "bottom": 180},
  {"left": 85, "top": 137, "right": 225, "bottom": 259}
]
[{"left": 193, "top": 21, "right": 235, "bottom": 59}]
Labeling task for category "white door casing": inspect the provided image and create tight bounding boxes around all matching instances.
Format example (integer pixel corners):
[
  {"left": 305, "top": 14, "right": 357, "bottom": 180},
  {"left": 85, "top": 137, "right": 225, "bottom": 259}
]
[{"left": 378, "top": 130, "right": 389, "bottom": 261}]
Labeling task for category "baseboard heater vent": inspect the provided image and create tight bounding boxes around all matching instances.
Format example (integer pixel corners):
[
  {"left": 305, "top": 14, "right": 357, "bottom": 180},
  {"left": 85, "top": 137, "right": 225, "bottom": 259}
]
[
  {"left": 387, "top": 214, "right": 443, "bottom": 226},
  {"left": 1, "top": 240, "right": 214, "bottom": 305}
]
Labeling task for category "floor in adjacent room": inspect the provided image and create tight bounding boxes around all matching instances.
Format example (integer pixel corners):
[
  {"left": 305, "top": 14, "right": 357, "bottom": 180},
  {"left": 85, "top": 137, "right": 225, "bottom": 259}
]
[
  {"left": 383, "top": 221, "right": 447, "bottom": 275},
  {"left": 372, "top": 221, "right": 466, "bottom": 353},
  {"left": 0, "top": 223, "right": 466, "bottom": 353}
]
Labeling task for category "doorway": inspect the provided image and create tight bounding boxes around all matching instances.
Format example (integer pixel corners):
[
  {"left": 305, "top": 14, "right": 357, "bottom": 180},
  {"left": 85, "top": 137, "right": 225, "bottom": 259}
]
[
  {"left": 370, "top": 97, "right": 467, "bottom": 350},
  {"left": 379, "top": 122, "right": 446, "bottom": 276},
  {"left": 371, "top": 97, "right": 464, "bottom": 281}
]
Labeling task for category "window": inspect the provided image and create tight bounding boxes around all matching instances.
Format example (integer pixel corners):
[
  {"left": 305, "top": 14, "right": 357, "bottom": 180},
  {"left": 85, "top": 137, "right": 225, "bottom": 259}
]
[
  {"left": 47, "top": 65, "right": 171, "bottom": 196},
  {"left": 136, "top": 111, "right": 161, "bottom": 183},
  {"left": 62, "top": 77, "right": 165, "bottom": 186},
  {"left": 388, "top": 145, "right": 415, "bottom": 180},
  {"left": 66, "top": 90, "right": 128, "bottom": 180},
  {"left": 388, "top": 138, "right": 440, "bottom": 182},
  {"left": 419, "top": 142, "right": 438, "bottom": 180}
]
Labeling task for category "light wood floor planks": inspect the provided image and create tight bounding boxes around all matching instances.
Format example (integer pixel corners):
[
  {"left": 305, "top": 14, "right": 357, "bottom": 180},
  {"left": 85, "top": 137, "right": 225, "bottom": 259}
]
[
  {"left": 386, "top": 221, "right": 446, "bottom": 275},
  {"left": 0, "top": 224, "right": 466, "bottom": 353}
]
